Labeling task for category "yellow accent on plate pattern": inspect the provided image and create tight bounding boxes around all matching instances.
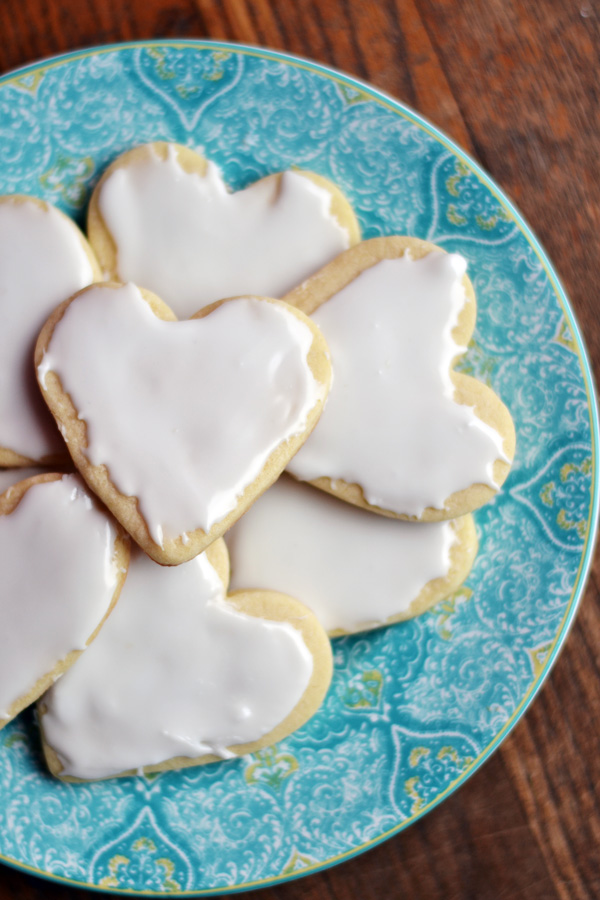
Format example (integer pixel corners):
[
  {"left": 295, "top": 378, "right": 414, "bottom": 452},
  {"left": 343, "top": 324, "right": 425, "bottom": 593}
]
[
  {"left": 445, "top": 160, "right": 470, "bottom": 197},
  {"left": 282, "top": 850, "right": 317, "bottom": 875},
  {"left": 527, "top": 642, "right": 554, "bottom": 679},
  {"left": 13, "top": 71, "right": 45, "bottom": 93},
  {"left": 245, "top": 747, "right": 299, "bottom": 790},
  {"left": 39, "top": 154, "right": 94, "bottom": 207},
  {"left": 342, "top": 670, "right": 384, "bottom": 709},
  {"left": 99, "top": 855, "right": 130, "bottom": 888},
  {"left": 437, "top": 747, "right": 474, "bottom": 767},
  {"left": 404, "top": 777, "right": 425, "bottom": 815},
  {"left": 561, "top": 458, "right": 592, "bottom": 482},
  {"left": 555, "top": 319, "right": 577, "bottom": 353},
  {"left": 409, "top": 747, "right": 430, "bottom": 768},
  {"left": 433, "top": 587, "right": 474, "bottom": 641}
]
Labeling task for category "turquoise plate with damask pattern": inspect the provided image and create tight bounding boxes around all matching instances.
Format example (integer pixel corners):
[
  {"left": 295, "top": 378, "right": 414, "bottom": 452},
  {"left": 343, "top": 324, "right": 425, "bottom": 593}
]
[{"left": 0, "top": 41, "right": 597, "bottom": 896}]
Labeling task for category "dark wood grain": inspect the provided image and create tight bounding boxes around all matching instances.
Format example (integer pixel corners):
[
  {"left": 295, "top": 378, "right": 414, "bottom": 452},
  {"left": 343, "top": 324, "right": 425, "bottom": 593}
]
[{"left": 0, "top": 0, "right": 599, "bottom": 897}]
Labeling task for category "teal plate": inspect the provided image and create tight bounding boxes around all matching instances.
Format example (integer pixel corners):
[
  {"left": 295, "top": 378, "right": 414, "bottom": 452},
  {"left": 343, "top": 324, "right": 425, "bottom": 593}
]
[{"left": 0, "top": 41, "right": 598, "bottom": 896}]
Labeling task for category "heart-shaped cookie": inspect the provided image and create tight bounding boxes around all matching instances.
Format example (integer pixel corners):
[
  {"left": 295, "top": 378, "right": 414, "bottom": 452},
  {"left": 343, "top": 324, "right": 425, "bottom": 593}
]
[
  {"left": 39, "top": 539, "right": 333, "bottom": 781},
  {"left": 87, "top": 142, "right": 360, "bottom": 318},
  {"left": 0, "top": 195, "right": 100, "bottom": 466},
  {"left": 285, "top": 237, "right": 516, "bottom": 520},
  {"left": 0, "top": 473, "right": 129, "bottom": 728},
  {"left": 227, "top": 474, "right": 477, "bottom": 635},
  {"left": 35, "top": 282, "right": 332, "bottom": 564}
]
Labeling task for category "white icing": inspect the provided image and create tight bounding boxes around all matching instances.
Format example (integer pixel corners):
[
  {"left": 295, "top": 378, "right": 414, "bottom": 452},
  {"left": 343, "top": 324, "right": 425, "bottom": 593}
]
[
  {"left": 0, "top": 467, "right": 45, "bottom": 495},
  {"left": 227, "top": 475, "right": 457, "bottom": 633},
  {"left": 0, "top": 199, "right": 95, "bottom": 459},
  {"left": 98, "top": 148, "right": 351, "bottom": 318},
  {"left": 38, "top": 284, "right": 322, "bottom": 545},
  {"left": 0, "top": 475, "right": 122, "bottom": 719},
  {"left": 287, "top": 252, "right": 507, "bottom": 516},
  {"left": 41, "top": 546, "right": 314, "bottom": 780}
]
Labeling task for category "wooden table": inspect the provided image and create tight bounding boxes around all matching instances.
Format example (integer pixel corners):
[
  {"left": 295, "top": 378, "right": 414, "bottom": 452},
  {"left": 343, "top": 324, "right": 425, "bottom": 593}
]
[{"left": 0, "top": 1, "right": 598, "bottom": 898}]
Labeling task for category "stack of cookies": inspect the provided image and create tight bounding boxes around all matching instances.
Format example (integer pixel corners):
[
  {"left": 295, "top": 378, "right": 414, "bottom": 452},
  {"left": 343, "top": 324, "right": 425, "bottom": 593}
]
[{"left": 0, "top": 142, "right": 515, "bottom": 781}]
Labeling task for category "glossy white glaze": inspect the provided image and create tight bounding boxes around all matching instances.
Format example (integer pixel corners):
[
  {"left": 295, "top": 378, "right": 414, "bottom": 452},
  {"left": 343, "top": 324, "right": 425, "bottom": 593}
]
[
  {"left": 38, "top": 284, "right": 322, "bottom": 546},
  {"left": 41, "top": 546, "right": 314, "bottom": 779},
  {"left": 227, "top": 475, "right": 457, "bottom": 633},
  {"left": 0, "top": 475, "right": 122, "bottom": 719},
  {"left": 0, "top": 199, "right": 95, "bottom": 460},
  {"left": 98, "top": 147, "right": 351, "bottom": 317},
  {"left": 288, "top": 252, "right": 506, "bottom": 515}
]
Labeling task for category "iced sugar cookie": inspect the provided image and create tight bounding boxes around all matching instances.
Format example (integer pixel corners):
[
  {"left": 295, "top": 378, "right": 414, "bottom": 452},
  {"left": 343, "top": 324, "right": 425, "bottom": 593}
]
[
  {"left": 286, "top": 237, "right": 516, "bottom": 520},
  {"left": 35, "top": 282, "right": 332, "bottom": 565},
  {"left": 39, "top": 540, "right": 333, "bottom": 781},
  {"left": 87, "top": 142, "right": 360, "bottom": 318},
  {"left": 0, "top": 473, "right": 129, "bottom": 729},
  {"left": 0, "top": 196, "right": 100, "bottom": 466},
  {"left": 227, "top": 475, "right": 476, "bottom": 635}
]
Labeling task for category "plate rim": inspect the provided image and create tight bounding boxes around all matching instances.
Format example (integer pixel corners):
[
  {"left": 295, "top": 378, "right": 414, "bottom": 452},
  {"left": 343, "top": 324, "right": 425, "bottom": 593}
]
[{"left": 0, "top": 37, "right": 598, "bottom": 897}]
